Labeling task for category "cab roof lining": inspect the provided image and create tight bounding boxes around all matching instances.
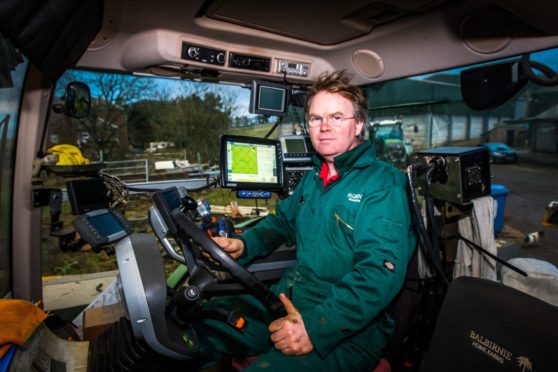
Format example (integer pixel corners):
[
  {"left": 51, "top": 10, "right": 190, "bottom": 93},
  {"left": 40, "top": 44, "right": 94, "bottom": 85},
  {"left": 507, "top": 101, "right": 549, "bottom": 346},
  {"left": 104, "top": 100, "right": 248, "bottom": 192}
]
[
  {"left": 3, "top": 0, "right": 558, "bottom": 83},
  {"left": 204, "top": 0, "right": 448, "bottom": 46}
]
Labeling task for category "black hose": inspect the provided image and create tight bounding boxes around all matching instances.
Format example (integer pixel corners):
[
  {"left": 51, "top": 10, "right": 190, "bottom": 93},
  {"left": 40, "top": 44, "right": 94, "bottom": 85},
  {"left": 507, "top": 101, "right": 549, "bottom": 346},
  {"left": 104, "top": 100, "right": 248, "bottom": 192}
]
[
  {"left": 264, "top": 116, "right": 285, "bottom": 139},
  {"left": 186, "top": 178, "right": 219, "bottom": 192},
  {"left": 407, "top": 164, "right": 449, "bottom": 287},
  {"left": 424, "top": 168, "right": 443, "bottom": 262},
  {"left": 520, "top": 54, "right": 558, "bottom": 87}
]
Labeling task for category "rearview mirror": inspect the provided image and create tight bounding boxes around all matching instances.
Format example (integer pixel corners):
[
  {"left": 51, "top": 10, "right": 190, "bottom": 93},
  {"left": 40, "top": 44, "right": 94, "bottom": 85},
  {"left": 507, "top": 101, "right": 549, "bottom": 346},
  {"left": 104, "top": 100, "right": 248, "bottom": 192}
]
[
  {"left": 460, "top": 59, "right": 527, "bottom": 110},
  {"left": 65, "top": 81, "right": 91, "bottom": 118}
]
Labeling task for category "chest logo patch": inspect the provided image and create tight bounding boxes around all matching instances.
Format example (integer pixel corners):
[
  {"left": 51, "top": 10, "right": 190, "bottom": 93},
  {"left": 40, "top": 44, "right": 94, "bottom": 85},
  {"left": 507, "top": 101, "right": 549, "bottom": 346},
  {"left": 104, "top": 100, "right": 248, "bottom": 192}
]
[{"left": 347, "top": 193, "right": 362, "bottom": 203}]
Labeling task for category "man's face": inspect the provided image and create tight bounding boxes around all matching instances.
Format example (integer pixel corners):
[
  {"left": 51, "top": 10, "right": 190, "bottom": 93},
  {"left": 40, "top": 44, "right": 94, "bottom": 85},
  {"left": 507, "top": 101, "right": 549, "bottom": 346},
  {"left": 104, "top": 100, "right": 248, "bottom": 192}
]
[{"left": 308, "top": 91, "right": 364, "bottom": 163}]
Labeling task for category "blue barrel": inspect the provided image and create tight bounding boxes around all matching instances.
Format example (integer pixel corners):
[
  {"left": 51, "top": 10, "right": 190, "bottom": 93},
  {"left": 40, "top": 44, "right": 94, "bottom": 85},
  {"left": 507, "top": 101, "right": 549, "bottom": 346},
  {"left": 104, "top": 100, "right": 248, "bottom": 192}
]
[{"left": 491, "top": 184, "right": 509, "bottom": 234}]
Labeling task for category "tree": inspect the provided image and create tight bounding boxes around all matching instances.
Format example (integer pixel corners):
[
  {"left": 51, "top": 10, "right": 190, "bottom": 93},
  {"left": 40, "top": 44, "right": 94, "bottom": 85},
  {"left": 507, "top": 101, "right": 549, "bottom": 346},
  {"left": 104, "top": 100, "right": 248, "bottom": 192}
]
[
  {"left": 127, "top": 100, "right": 170, "bottom": 147},
  {"left": 171, "top": 92, "right": 231, "bottom": 163},
  {"left": 52, "top": 70, "right": 241, "bottom": 163},
  {"left": 126, "top": 91, "right": 233, "bottom": 163},
  {"left": 52, "top": 70, "right": 156, "bottom": 160}
]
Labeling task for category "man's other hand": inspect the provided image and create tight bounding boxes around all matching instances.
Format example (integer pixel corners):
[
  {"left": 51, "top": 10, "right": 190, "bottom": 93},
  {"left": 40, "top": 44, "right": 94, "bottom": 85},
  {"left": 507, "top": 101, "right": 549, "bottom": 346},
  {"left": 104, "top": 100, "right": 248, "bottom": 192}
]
[
  {"left": 211, "top": 237, "right": 244, "bottom": 260},
  {"left": 269, "top": 293, "right": 314, "bottom": 355}
]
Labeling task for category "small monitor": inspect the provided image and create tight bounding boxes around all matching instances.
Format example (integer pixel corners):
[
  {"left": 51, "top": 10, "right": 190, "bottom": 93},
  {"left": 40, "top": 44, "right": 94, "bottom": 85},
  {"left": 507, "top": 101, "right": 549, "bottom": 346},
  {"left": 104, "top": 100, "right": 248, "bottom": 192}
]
[
  {"left": 87, "top": 210, "right": 127, "bottom": 238},
  {"left": 284, "top": 137, "right": 306, "bottom": 153},
  {"left": 152, "top": 187, "right": 183, "bottom": 236},
  {"left": 249, "top": 80, "right": 290, "bottom": 117},
  {"left": 72, "top": 209, "right": 132, "bottom": 247},
  {"left": 279, "top": 135, "right": 315, "bottom": 163},
  {"left": 66, "top": 178, "right": 108, "bottom": 215},
  {"left": 220, "top": 135, "right": 283, "bottom": 191}
]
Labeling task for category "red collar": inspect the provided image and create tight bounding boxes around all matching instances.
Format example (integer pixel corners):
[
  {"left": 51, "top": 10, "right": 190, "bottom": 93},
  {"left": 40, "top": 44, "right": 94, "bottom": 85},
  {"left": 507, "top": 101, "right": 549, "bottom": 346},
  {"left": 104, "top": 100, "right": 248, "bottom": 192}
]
[{"left": 319, "top": 163, "right": 339, "bottom": 188}]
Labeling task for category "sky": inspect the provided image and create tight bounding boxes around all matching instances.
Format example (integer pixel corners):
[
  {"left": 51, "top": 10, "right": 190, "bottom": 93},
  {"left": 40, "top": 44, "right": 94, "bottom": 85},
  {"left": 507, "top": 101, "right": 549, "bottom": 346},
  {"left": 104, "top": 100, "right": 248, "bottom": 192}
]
[
  {"left": 153, "top": 77, "right": 253, "bottom": 117},
  {"left": 58, "top": 70, "right": 254, "bottom": 118},
  {"left": 0, "top": 60, "right": 29, "bottom": 139}
]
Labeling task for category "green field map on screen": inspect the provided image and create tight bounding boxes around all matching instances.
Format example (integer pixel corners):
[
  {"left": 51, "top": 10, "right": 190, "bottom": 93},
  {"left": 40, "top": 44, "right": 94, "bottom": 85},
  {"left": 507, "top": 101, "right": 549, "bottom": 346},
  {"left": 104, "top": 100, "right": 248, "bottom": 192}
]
[{"left": 231, "top": 144, "right": 258, "bottom": 174}]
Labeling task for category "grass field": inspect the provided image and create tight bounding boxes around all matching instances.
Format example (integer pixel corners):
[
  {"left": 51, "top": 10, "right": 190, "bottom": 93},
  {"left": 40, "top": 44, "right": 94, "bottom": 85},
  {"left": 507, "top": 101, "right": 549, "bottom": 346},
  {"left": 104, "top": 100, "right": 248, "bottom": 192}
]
[{"left": 226, "top": 123, "right": 277, "bottom": 139}]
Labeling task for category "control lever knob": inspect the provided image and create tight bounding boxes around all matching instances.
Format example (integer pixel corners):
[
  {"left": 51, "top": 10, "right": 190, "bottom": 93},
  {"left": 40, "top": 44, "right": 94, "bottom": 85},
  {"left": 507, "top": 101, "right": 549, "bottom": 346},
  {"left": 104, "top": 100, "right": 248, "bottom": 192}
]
[
  {"left": 184, "top": 286, "right": 200, "bottom": 301},
  {"left": 181, "top": 196, "right": 198, "bottom": 211}
]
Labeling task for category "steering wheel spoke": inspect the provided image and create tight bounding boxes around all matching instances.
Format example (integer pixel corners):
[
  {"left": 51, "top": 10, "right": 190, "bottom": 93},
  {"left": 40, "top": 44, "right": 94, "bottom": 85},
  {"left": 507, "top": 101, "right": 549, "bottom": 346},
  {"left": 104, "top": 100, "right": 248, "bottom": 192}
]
[{"left": 170, "top": 209, "right": 285, "bottom": 317}]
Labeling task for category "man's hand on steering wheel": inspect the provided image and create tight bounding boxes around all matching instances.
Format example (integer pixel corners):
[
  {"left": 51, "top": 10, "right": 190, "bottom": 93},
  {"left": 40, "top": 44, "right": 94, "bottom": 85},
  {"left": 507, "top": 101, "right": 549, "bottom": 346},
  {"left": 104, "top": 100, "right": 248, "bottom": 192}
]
[
  {"left": 269, "top": 293, "right": 314, "bottom": 355},
  {"left": 212, "top": 237, "right": 244, "bottom": 260}
]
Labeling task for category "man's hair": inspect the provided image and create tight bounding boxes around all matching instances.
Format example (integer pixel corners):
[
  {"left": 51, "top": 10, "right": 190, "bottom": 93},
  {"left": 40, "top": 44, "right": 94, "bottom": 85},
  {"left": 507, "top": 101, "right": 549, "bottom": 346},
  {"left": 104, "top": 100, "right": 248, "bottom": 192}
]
[{"left": 304, "top": 70, "right": 368, "bottom": 123}]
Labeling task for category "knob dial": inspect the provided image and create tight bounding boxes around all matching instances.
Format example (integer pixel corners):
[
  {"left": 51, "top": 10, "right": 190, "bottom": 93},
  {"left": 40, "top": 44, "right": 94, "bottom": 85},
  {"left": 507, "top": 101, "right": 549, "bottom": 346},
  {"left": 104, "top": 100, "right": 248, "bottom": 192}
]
[
  {"left": 187, "top": 47, "right": 199, "bottom": 59},
  {"left": 216, "top": 52, "right": 225, "bottom": 64},
  {"left": 184, "top": 286, "right": 200, "bottom": 300}
]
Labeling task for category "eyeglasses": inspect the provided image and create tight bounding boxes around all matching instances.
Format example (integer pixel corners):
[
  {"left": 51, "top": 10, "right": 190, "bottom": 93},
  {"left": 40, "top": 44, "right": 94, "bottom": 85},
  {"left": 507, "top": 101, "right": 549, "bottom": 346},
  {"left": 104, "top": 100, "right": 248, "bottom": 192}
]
[{"left": 307, "top": 113, "right": 355, "bottom": 127}]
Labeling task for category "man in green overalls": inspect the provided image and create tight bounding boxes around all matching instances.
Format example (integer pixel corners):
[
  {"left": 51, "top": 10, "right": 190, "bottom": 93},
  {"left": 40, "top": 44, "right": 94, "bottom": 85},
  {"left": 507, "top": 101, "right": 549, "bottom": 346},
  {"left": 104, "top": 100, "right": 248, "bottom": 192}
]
[{"left": 199, "top": 70, "right": 416, "bottom": 371}]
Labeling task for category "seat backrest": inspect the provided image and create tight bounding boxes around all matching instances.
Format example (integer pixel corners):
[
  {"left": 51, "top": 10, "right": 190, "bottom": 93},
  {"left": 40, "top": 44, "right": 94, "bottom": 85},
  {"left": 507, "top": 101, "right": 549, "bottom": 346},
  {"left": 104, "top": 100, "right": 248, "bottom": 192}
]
[{"left": 420, "top": 276, "right": 558, "bottom": 372}]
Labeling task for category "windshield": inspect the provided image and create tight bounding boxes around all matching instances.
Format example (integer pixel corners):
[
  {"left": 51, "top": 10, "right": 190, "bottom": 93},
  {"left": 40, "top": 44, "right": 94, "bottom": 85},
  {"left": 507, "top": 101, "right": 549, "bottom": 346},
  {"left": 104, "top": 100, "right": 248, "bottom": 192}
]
[
  {"left": 40, "top": 70, "right": 304, "bottom": 282},
  {"left": 47, "top": 71, "right": 305, "bottom": 164}
]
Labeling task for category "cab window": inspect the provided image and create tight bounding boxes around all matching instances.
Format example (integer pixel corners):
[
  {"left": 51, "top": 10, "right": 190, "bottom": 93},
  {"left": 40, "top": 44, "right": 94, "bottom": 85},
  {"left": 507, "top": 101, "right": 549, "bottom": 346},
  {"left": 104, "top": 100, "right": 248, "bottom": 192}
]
[
  {"left": 0, "top": 36, "right": 28, "bottom": 297},
  {"left": 40, "top": 69, "right": 303, "bottom": 284},
  {"left": 38, "top": 46, "right": 558, "bottom": 307},
  {"left": 362, "top": 47, "right": 558, "bottom": 155}
]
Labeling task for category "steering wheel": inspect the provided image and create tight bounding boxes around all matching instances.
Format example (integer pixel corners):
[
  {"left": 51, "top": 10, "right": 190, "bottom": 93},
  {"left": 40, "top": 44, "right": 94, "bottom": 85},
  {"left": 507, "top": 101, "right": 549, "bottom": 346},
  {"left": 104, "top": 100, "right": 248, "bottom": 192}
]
[{"left": 170, "top": 209, "right": 286, "bottom": 317}]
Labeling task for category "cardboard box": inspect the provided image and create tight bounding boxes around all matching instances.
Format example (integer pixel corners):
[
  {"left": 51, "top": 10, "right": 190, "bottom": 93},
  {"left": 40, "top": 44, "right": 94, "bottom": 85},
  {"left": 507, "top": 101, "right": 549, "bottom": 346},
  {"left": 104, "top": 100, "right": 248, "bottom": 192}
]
[
  {"left": 10, "top": 323, "right": 89, "bottom": 372},
  {"left": 82, "top": 302, "right": 125, "bottom": 341}
]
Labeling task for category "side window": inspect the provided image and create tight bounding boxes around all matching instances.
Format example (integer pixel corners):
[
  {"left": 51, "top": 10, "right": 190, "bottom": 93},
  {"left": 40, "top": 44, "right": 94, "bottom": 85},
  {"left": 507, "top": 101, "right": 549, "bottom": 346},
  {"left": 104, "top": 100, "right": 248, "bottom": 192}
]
[
  {"left": 0, "top": 35, "right": 28, "bottom": 297},
  {"left": 362, "top": 48, "right": 558, "bottom": 167}
]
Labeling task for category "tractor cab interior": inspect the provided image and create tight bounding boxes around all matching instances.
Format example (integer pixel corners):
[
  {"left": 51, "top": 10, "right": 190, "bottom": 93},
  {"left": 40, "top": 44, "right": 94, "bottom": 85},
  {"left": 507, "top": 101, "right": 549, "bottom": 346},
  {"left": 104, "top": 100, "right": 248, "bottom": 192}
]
[{"left": 2, "top": 0, "right": 558, "bottom": 371}]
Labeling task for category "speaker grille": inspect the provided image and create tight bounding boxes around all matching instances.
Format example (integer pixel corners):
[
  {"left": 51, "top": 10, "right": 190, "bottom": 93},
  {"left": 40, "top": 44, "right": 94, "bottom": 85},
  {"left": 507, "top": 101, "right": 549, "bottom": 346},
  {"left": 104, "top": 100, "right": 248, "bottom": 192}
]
[{"left": 352, "top": 49, "right": 385, "bottom": 78}]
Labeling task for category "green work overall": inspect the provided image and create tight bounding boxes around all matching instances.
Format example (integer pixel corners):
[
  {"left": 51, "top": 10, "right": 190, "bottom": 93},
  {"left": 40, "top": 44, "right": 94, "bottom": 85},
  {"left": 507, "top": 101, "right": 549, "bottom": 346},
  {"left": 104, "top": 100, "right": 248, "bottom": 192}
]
[{"left": 195, "top": 141, "right": 416, "bottom": 371}]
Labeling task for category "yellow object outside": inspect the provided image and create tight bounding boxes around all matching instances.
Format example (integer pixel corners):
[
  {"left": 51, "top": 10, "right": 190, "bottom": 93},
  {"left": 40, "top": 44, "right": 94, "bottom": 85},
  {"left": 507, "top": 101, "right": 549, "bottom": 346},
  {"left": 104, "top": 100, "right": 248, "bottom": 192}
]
[{"left": 47, "top": 144, "right": 90, "bottom": 166}]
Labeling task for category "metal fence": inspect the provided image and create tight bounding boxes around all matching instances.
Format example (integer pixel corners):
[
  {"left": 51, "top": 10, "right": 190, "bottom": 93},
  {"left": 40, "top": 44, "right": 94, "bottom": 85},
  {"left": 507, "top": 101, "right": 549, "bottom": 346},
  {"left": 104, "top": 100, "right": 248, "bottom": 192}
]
[{"left": 102, "top": 159, "right": 149, "bottom": 182}]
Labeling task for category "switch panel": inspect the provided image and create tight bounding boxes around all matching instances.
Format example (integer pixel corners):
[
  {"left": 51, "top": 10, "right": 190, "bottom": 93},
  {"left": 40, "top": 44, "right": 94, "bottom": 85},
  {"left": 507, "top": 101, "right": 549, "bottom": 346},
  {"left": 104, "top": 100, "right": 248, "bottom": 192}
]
[
  {"left": 181, "top": 42, "right": 226, "bottom": 66},
  {"left": 276, "top": 60, "right": 310, "bottom": 77}
]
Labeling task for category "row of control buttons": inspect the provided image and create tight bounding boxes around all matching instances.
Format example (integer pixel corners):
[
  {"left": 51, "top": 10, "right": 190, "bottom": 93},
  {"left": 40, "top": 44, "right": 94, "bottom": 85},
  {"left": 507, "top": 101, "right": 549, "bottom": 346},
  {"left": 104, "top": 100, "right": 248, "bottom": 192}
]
[
  {"left": 237, "top": 190, "right": 272, "bottom": 199},
  {"left": 284, "top": 152, "right": 312, "bottom": 158},
  {"left": 181, "top": 42, "right": 311, "bottom": 77},
  {"left": 81, "top": 217, "right": 103, "bottom": 239},
  {"left": 229, "top": 53, "right": 270, "bottom": 72},
  {"left": 182, "top": 43, "right": 226, "bottom": 66},
  {"left": 277, "top": 60, "right": 309, "bottom": 77},
  {"left": 285, "top": 166, "right": 312, "bottom": 194}
]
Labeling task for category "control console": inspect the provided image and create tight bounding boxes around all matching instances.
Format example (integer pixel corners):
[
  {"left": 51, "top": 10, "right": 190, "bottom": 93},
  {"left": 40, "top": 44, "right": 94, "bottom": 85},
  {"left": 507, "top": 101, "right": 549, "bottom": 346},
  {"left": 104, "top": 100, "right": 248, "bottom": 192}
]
[
  {"left": 276, "top": 60, "right": 310, "bottom": 77},
  {"left": 237, "top": 190, "right": 272, "bottom": 199},
  {"left": 228, "top": 52, "right": 271, "bottom": 72},
  {"left": 180, "top": 41, "right": 312, "bottom": 79},
  {"left": 279, "top": 135, "right": 315, "bottom": 195},
  {"left": 284, "top": 166, "right": 312, "bottom": 195},
  {"left": 181, "top": 42, "right": 226, "bottom": 66},
  {"left": 416, "top": 146, "right": 491, "bottom": 205},
  {"left": 73, "top": 209, "right": 133, "bottom": 247},
  {"left": 280, "top": 135, "right": 315, "bottom": 163}
]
